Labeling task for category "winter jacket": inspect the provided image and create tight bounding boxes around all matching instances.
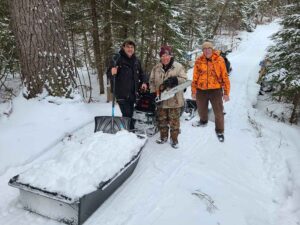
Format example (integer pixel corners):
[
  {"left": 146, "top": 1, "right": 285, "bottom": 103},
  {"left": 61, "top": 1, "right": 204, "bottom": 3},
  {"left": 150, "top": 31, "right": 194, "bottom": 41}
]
[
  {"left": 192, "top": 52, "right": 230, "bottom": 96},
  {"left": 107, "top": 49, "right": 146, "bottom": 101},
  {"left": 149, "top": 59, "right": 187, "bottom": 108}
]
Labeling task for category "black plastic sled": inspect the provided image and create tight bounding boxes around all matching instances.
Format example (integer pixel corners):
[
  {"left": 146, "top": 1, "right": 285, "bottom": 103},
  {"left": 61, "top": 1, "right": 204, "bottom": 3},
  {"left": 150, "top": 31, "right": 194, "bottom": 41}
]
[{"left": 8, "top": 123, "right": 146, "bottom": 225}]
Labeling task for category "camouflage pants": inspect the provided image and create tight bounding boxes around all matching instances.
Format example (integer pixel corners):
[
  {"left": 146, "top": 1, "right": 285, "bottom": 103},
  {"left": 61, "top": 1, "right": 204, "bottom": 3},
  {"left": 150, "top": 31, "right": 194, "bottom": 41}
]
[{"left": 157, "top": 107, "right": 181, "bottom": 143}]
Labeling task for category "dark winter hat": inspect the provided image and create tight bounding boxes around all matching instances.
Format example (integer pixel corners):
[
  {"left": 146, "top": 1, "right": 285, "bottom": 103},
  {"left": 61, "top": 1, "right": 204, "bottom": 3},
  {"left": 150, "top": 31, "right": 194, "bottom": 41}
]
[
  {"left": 122, "top": 38, "right": 136, "bottom": 48},
  {"left": 159, "top": 46, "right": 172, "bottom": 57},
  {"left": 202, "top": 41, "right": 214, "bottom": 50}
]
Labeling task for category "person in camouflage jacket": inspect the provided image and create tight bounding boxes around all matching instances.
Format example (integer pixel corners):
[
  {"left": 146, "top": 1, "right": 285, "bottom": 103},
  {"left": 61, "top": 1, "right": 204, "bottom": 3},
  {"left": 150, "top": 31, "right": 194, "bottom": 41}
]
[{"left": 149, "top": 46, "right": 187, "bottom": 149}]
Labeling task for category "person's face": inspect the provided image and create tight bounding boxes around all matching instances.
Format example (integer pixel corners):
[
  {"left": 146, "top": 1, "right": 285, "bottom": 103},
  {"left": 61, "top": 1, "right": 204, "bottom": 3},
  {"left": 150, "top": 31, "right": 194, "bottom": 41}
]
[
  {"left": 123, "top": 44, "right": 135, "bottom": 58},
  {"left": 203, "top": 48, "right": 213, "bottom": 59},
  {"left": 161, "top": 54, "right": 172, "bottom": 65}
]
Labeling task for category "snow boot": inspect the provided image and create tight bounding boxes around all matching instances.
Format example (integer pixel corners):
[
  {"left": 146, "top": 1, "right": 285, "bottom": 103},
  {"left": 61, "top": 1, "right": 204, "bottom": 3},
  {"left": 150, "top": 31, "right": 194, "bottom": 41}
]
[
  {"left": 170, "top": 140, "right": 179, "bottom": 149},
  {"left": 192, "top": 120, "right": 208, "bottom": 127},
  {"left": 216, "top": 132, "right": 224, "bottom": 142},
  {"left": 156, "top": 137, "right": 168, "bottom": 144}
]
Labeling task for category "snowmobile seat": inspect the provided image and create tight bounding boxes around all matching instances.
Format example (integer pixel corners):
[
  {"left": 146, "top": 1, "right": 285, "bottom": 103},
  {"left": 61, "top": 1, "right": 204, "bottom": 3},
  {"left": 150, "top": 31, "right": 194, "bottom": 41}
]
[
  {"left": 133, "top": 90, "right": 158, "bottom": 136},
  {"left": 135, "top": 91, "right": 156, "bottom": 114}
]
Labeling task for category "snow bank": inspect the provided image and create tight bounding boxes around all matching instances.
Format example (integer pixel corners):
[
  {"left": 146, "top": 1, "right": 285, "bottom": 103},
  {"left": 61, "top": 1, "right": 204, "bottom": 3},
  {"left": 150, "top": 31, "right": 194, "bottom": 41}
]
[{"left": 17, "top": 130, "right": 146, "bottom": 200}]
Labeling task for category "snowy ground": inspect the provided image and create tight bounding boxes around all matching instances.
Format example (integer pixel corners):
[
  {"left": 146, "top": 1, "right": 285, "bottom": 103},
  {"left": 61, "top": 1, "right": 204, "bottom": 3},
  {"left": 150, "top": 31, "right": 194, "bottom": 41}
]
[{"left": 0, "top": 21, "right": 300, "bottom": 225}]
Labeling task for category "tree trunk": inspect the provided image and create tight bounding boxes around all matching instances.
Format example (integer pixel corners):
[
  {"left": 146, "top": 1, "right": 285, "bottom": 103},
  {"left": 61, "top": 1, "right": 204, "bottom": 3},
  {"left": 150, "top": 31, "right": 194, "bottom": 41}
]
[
  {"left": 10, "top": 0, "right": 75, "bottom": 99},
  {"left": 122, "top": 0, "right": 130, "bottom": 38},
  {"left": 289, "top": 91, "right": 300, "bottom": 124},
  {"left": 212, "top": 0, "right": 230, "bottom": 36},
  {"left": 103, "top": 0, "right": 114, "bottom": 102},
  {"left": 103, "top": 0, "right": 114, "bottom": 59},
  {"left": 90, "top": 0, "right": 104, "bottom": 94},
  {"left": 83, "top": 31, "right": 94, "bottom": 68}
]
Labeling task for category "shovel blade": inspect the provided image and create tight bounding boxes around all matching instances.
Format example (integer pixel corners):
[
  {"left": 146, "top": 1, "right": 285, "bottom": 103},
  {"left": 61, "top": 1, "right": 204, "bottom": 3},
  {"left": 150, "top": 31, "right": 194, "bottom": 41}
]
[{"left": 94, "top": 116, "right": 131, "bottom": 134}]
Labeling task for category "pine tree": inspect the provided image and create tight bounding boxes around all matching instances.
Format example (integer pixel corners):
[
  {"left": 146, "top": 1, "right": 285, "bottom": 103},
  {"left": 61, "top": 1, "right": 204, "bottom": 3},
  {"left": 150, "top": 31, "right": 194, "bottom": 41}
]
[
  {"left": 10, "top": 0, "right": 76, "bottom": 99},
  {"left": 266, "top": 1, "right": 300, "bottom": 123},
  {"left": 239, "top": 0, "right": 258, "bottom": 32},
  {"left": 175, "top": 0, "right": 207, "bottom": 50},
  {"left": 0, "top": 0, "right": 17, "bottom": 76}
]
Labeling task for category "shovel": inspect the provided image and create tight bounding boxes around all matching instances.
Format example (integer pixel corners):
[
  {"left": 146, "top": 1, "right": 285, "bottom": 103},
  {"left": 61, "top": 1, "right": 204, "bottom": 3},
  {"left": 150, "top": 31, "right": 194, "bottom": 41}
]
[{"left": 94, "top": 54, "right": 131, "bottom": 134}]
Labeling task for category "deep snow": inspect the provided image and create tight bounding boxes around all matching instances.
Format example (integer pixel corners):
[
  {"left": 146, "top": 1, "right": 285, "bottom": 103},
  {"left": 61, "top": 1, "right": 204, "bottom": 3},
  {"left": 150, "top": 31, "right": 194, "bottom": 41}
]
[
  {"left": 16, "top": 130, "right": 146, "bottom": 200},
  {"left": 0, "top": 21, "right": 300, "bottom": 225}
]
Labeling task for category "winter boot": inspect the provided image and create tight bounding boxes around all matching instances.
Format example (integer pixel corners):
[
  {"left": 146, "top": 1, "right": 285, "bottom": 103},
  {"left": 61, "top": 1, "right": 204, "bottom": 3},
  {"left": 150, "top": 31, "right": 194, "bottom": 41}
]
[
  {"left": 170, "top": 130, "right": 179, "bottom": 149},
  {"left": 216, "top": 132, "right": 224, "bottom": 142},
  {"left": 170, "top": 140, "right": 179, "bottom": 149},
  {"left": 156, "top": 128, "right": 168, "bottom": 144},
  {"left": 156, "top": 137, "right": 168, "bottom": 144},
  {"left": 192, "top": 120, "right": 208, "bottom": 127}
]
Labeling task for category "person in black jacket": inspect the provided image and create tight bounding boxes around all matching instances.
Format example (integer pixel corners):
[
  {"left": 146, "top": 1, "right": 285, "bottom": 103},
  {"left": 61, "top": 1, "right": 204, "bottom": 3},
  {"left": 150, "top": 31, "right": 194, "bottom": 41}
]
[{"left": 107, "top": 39, "right": 147, "bottom": 130}]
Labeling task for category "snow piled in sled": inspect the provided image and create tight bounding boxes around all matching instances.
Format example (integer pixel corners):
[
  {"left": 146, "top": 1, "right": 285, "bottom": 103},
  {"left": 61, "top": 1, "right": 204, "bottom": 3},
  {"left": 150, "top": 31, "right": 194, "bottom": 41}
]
[{"left": 17, "top": 130, "right": 146, "bottom": 200}]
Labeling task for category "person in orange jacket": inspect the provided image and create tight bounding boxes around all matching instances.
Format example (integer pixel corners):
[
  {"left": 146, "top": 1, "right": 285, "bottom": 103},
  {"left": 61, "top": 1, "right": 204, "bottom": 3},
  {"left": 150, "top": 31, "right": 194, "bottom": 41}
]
[{"left": 191, "top": 41, "right": 230, "bottom": 142}]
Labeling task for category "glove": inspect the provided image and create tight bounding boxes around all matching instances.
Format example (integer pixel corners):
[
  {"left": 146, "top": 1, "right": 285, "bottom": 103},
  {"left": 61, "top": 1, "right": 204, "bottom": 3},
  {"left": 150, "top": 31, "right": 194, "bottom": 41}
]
[
  {"left": 162, "top": 76, "right": 178, "bottom": 89},
  {"left": 149, "top": 92, "right": 157, "bottom": 100}
]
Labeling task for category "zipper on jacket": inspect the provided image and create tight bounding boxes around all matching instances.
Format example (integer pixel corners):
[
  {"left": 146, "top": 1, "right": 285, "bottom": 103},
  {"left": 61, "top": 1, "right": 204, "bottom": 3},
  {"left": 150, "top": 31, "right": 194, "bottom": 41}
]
[{"left": 206, "top": 60, "right": 209, "bottom": 89}]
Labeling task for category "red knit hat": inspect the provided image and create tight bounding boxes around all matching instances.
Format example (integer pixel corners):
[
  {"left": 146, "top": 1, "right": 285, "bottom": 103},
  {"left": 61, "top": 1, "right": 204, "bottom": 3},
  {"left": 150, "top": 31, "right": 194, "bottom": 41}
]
[{"left": 159, "top": 46, "right": 172, "bottom": 57}]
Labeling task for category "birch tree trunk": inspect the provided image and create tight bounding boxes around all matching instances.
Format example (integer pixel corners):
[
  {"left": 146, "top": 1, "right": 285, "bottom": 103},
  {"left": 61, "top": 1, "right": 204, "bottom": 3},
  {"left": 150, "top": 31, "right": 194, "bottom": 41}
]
[{"left": 10, "top": 0, "right": 75, "bottom": 99}]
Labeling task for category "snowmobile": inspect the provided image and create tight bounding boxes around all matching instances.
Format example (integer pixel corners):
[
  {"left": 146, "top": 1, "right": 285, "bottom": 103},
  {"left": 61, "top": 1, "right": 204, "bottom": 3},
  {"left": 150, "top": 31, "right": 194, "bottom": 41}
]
[
  {"left": 133, "top": 80, "right": 191, "bottom": 136},
  {"left": 133, "top": 88, "right": 158, "bottom": 137},
  {"left": 184, "top": 99, "right": 197, "bottom": 121}
]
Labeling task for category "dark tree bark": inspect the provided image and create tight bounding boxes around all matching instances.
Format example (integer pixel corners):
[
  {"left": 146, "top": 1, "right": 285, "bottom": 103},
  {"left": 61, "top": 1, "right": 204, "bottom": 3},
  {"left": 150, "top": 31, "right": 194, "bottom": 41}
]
[
  {"left": 90, "top": 0, "right": 104, "bottom": 94},
  {"left": 122, "top": 0, "right": 130, "bottom": 38},
  {"left": 212, "top": 0, "right": 230, "bottom": 36},
  {"left": 290, "top": 92, "right": 300, "bottom": 124},
  {"left": 102, "top": 0, "right": 114, "bottom": 102},
  {"left": 10, "top": 0, "right": 75, "bottom": 99},
  {"left": 102, "top": 0, "right": 114, "bottom": 58}
]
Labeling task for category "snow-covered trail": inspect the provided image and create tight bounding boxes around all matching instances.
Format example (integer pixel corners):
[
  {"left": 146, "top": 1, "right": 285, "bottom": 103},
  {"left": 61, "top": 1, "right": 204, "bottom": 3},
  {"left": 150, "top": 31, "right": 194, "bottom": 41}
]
[
  {"left": 2, "top": 21, "right": 298, "bottom": 225},
  {"left": 82, "top": 22, "right": 282, "bottom": 225}
]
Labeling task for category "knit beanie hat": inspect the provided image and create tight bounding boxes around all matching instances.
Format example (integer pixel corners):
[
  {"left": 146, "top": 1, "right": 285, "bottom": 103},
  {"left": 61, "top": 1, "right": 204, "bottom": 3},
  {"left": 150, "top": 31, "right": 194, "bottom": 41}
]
[
  {"left": 202, "top": 41, "right": 214, "bottom": 49},
  {"left": 159, "top": 46, "right": 172, "bottom": 57},
  {"left": 122, "top": 38, "right": 136, "bottom": 48}
]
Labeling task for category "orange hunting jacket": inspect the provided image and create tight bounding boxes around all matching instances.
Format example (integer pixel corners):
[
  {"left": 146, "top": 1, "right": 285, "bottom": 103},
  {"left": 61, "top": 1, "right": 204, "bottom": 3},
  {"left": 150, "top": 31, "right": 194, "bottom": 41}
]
[{"left": 192, "top": 52, "right": 230, "bottom": 96}]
